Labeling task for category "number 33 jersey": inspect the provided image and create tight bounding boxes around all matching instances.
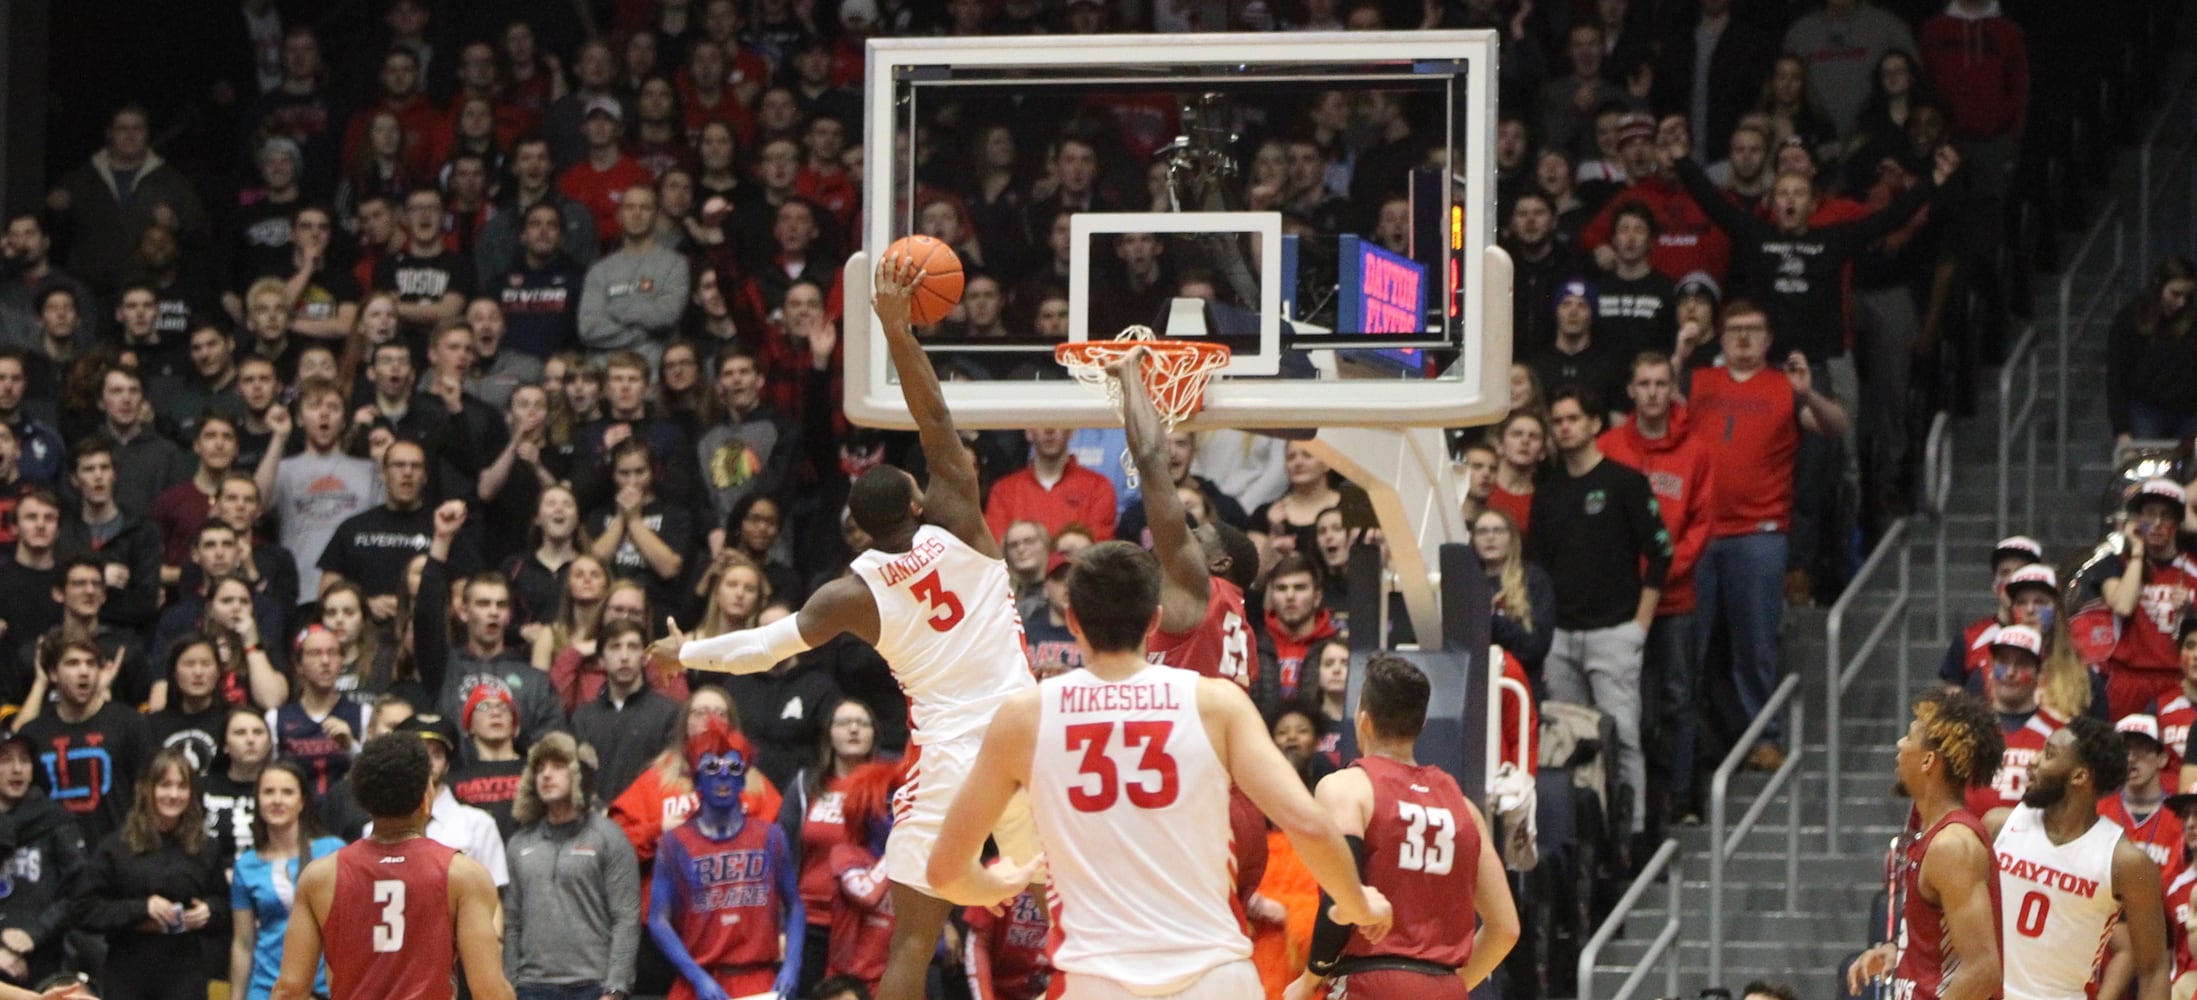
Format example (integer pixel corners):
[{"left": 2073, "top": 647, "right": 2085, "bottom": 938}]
[
  {"left": 1341, "top": 755, "right": 1482, "bottom": 970},
  {"left": 1031, "top": 665, "right": 1249, "bottom": 989},
  {"left": 852, "top": 525, "right": 1034, "bottom": 746}
]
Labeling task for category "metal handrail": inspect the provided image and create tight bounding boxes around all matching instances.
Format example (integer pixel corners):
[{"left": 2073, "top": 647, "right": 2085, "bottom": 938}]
[
  {"left": 1577, "top": 838, "right": 1682, "bottom": 1000},
  {"left": 1708, "top": 673, "right": 1805, "bottom": 986},
  {"left": 1996, "top": 324, "right": 2041, "bottom": 537},
  {"left": 2056, "top": 216, "right": 2125, "bottom": 491},
  {"left": 1825, "top": 517, "right": 1913, "bottom": 852},
  {"left": 1921, "top": 412, "right": 1953, "bottom": 640},
  {"left": 2136, "top": 70, "right": 2197, "bottom": 278}
]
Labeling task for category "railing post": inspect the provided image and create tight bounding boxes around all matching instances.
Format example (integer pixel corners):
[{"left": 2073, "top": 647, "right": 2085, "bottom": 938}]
[
  {"left": 1788, "top": 695, "right": 1804, "bottom": 913},
  {"left": 1899, "top": 544, "right": 1912, "bottom": 705},
  {"left": 1826, "top": 606, "right": 1843, "bottom": 855},
  {"left": 1666, "top": 859, "right": 1681, "bottom": 1000},
  {"left": 1711, "top": 765, "right": 1725, "bottom": 986}
]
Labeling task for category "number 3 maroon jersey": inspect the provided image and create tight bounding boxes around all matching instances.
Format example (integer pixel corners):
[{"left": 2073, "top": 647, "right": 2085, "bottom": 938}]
[
  {"left": 1340, "top": 756, "right": 1479, "bottom": 969},
  {"left": 1145, "top": 577, "right": 1253, "bottom": 688},
  {"left": 323, "top": 836, "right": 459, "bottom": 1000},
  {"left": 1895, "top": 809, "right": 2002, "bottom": 1000}
]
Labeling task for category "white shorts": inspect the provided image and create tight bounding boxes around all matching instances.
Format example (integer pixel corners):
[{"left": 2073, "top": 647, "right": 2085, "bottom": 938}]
[
  {"left": 1058, "top": 960, "right": 1263, "bottom": 999},
  {"left": 882, "top": 734, "right": 1038, "bottom": 895}
]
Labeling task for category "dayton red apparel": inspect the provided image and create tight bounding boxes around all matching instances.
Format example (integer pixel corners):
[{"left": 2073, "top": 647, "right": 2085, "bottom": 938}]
[
  {"left": 962, "top": 890, "right": 1051, "bottom": 1000},
  {"left": 1146, "top": 575, "right": 1268, "bottom": 901},
  {"left": 2098, "top": 792, "right": 2187, "bottom": 873},
  {"left": 982, "top": 455, "right": 1118, "bottom": 542},
  {"left": 1487, "top": 484, "right": 1532, "bottom": 541},
  {"left": 1577, "top": 176, "right": 1734, "bottom": 284},
  {"left": 2159, "top": 693, "right": 2194, "bottom": 792},
  {"left": 826, "top": 841, "right": 895, "bottom": 990},
  {"left": 323, "top": 836, "right": 459, "bottom": 1000},
  {"left": 656, "top": 817, "right": 788, "bottom": 1000},
  {"left": 1965, "top": 709, "right": 2062, "bottom": 817},
  {"left": 1597, "top": 403, "right": 1715, "bottom": 615},
  {"left": 1685, "top": 366, "right": 1800, "bottom": 538},
  {"left": 557, "top": 155, "right": 656, "bottom": 249},
  {"left": 1263, "top": 606, "right": 1340, "bottom": 700}
]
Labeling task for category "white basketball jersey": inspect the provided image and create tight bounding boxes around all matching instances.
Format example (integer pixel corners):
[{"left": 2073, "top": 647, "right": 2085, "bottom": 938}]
[
  {"left": 1994, "top": 804, "right": 2124, "bottom": 1000},
  {"left": 1030, "top": 666, "right": 1249, "bottom": 989},
  {"left": 850, "top": 524, "right": 1033, "bottom": 745}
]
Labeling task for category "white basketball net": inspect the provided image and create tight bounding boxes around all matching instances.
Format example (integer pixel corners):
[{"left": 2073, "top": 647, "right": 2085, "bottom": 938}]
[{"left": 1055, "top": 326, "right": 1231, "bottom": 492}]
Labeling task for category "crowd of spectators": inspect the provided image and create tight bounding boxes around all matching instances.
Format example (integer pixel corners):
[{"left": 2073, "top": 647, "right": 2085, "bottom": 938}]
[{"left": 0, "top": 0, "right": 2166, "bottom": 996}]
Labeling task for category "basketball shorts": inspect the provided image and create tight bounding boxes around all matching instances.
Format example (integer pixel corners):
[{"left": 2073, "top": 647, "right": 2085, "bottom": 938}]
[
  {"left": 1335, "top": 968, "right": 1471, "bottom": 999},
  {"left": 1057, "top": 959, "right": 1263, "bottom": 999},
  {"left": 884, "top": 733, "right": 1039, "bottom": 895}
]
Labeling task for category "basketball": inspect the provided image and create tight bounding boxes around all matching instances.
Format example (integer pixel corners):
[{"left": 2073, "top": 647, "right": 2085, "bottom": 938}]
[{"left": 886, "top": 235, "right": 964, "bottom": 326}]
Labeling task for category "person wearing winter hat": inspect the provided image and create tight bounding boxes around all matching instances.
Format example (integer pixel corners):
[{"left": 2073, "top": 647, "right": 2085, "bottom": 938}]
[
  {"left": 1963, "top": 624, "right": 2059, "bottom": 816},
  {"left": 2098, "top": 479, "right": 2197, "bottom": 719},
  {"left": 448, "top": 679, "right": 524, "bottom": 837},
  {"left": 506, "top": 732, "right": 642, "bottom": 1000},
  {"left": 1525, "top": 278, "right": 1627, "bottom": 421},
  {"left": 1671, "top": 270, "right": 1722, "bottom": 368}
]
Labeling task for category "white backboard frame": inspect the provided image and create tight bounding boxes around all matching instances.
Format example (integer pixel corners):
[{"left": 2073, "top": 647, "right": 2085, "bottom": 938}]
[{"left": 842, "top": 30, "right": 1510, "bottom": 433}]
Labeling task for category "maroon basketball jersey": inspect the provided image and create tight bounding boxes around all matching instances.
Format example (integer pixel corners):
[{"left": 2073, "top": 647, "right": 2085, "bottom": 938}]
[
  {"left": 1339, "top": 756, "right": 1479, "bottom": 969},
  {"left": 1145, "top": 578, "right": 1253, "bottom": 687},
  {"left": 324, "top": 836, "right": 458, "bottom": 1000},
  {"left": 1895, "top": 809, "right": 2002, "bottom": 1000}
]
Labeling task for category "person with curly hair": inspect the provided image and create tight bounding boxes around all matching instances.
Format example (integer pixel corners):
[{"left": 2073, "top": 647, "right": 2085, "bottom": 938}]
[{"left": 1847, "top": 690, "right": 2003, "bottom": 999}]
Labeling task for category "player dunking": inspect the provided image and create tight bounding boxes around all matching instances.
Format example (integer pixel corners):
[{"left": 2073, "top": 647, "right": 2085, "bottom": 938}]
[
  {"left": 650, "top": 253, "right": 1039, "bottom": 1000},
  {"left": 1982, "top": 716, "right": 2170, "bottom": 1000},
  {"left": 1848, "top": 691, "right": 2004, "bottom": 1000},
  {"left": 1287, "top": 655, "right": 1519, "bottom": 1000},
  {"left": 271, "top": 731, "right": 514, "bottom": 1000},
  {"left": 926, "top": 541, "right": 1393, "bottom": 999},
  {"left": 1107, "top": 347, "right": 1273, "bottom": 897}
]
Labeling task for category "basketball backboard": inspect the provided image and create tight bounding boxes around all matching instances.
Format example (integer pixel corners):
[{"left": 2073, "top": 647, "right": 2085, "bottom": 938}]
[{"left": 840, "top": 30, "right": 1512, "bottom": 433}]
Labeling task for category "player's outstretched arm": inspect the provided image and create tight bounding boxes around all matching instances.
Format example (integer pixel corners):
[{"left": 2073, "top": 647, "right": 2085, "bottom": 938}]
[
  {"left": 1455, "top": 800, "right": 1520, "bottom": 988},
  {"left": 928, "top": 689, "right": 1045, "bottom": 905},
  {"left": 2113, "top": 840, "right": 2172, "bottom": 1000},
  {"left": 874, "top": 251, "right": 995, "bottom": 557},
  {"left": 1924, "top": 827, "right": 2002, "bottom": 1000},
  {"left": 652, "top": 576, "right": 880, "bottom": 676},
  {"left": 268, "top": 855, "right": 334, "bottom": 1000},
  {"left": 1292, "top": 768, "right": 1377, "bottom": 999},
  {"left": 1208, "top": 679, "right": 1391, "bottom": 940},
  {"left": 1108, "top": 348, "right": 1209, "bottom": 634},
  {"left": 450, "top": 853, "right": 517, "bottom": 1000}
]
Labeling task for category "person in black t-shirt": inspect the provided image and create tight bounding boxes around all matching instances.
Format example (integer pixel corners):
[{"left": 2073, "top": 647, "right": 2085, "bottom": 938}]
[
  {"left": 276, "top": 204, "right": 362, "bottom": 346},
  {"left": 448, "top": 680, "right": 524, "bottom": 838},
  {"left": 147, "top": 633, "right": 230, "bottom": 775},
  {"left": 1593, "top": 202, "right": 1677, "bottom": 364},
  {"left": 373, "top": 187, "right": 474, "bottom": 343},
  {"left": 588, "top": 438, "right": 692, "bottom": 609},
  {"left": 199, "top": 706, "right": 270, "bottom": 858},
  {"left": 1526, "top": 280, "right": 1628, "bottom": 422},
  {"left": 0, "top": 490, "right": 64, "bottom": 678},
  {"left": 317, "top": 439, "right": 478, "bottom": 610},
  {"left": 15, "top": 637, "right": 153, "bottom": 848}
]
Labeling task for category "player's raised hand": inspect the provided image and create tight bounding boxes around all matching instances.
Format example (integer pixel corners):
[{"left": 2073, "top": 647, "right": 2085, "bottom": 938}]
[
  {"left": 872, "top": 251, "right": 922, "bottom": 331},
  {"left": 1104, "top": 345, "right": 1151, "bottom": 393}
]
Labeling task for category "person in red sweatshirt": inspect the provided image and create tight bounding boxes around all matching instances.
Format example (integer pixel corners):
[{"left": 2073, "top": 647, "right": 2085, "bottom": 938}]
[
  {"left": 981, "top": 428, "right": 1118, "bottom": 542},
  {"left": 558, "top": 98, "right": 654, "bottom": 252},
  {"left": 1598, "top": 351, "right": 1714, "bottom": 824},
  {"left": 1579, "top": 115, "right": 1733, "bottom": 284},
  {"left": 1919, "top": 1, "right": 2029, "bottom": 148},
  {"left": 340, "top": 47, "right": 446, "bottom": 183},
  {"left": 1257, "top": 553, "right": 1341, "bottom": 702}
]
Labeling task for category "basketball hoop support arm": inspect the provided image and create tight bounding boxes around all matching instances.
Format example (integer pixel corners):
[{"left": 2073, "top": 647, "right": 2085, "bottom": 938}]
[{"left": 1301, "top": 428, "right": 1465, "bottom": 646}]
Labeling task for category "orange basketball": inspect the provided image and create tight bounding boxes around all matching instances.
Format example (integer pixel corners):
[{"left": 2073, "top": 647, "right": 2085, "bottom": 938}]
[{"left": 886, "top": 235, "right": 964, "bottom": 326}]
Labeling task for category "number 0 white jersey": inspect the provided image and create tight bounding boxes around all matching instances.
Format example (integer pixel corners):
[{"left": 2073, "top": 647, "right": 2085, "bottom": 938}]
[
  {"left": 851, "top": 524, "right": 1033, "bottom": 745},
  {"left": 1030, "top": 666, "right": 1249, "bottom": 991},
  {"left": 1994, "top": 803, "right": 2123, "bottom": 1000}
]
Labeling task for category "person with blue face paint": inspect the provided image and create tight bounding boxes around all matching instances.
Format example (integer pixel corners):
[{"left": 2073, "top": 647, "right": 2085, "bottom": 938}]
[{"left": 648, "top": 719, "right": 804, "bottom": 1000}]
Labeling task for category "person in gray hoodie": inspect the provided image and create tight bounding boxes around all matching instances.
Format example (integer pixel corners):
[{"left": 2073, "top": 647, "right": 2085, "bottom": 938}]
[
  {"left": 578, "top": 184, "right": 689, "bottom": 372},
  {"left": 503, "top": 732, "right": 640, "bottom": 1000}
]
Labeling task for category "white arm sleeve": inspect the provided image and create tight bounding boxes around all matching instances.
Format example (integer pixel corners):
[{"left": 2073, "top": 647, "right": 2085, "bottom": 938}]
[{"left": 680, "top": 615, "right": 813, "bottom": 675}]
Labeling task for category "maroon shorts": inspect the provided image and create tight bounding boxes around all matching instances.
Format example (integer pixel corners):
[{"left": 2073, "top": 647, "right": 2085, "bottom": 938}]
[{"left": 1339, "top": 967, "right": 1471, "bottom": 999}]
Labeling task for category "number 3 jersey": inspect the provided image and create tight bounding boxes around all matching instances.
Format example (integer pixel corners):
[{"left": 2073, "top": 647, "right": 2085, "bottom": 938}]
[
  {"left": 1993, "top": 803, "right": 2121, "bottom": 1000},
  {"left": 324, "top": 835, "right": 459, "bottom": 1000},
  {"left": 852, "top": 524, "right": 1033, "bottom": 746},
  {"left": 1340, "top": 756, "right": 1481, "bottom": 970},
  {"left": 1030, "top": 665, "right": 1249, "bottom": 988}
]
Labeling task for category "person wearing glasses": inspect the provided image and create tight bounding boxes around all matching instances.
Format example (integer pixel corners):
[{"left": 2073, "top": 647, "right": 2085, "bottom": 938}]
[{"left": 647, "top": 721, "right": 803, "bottom": 1000}]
